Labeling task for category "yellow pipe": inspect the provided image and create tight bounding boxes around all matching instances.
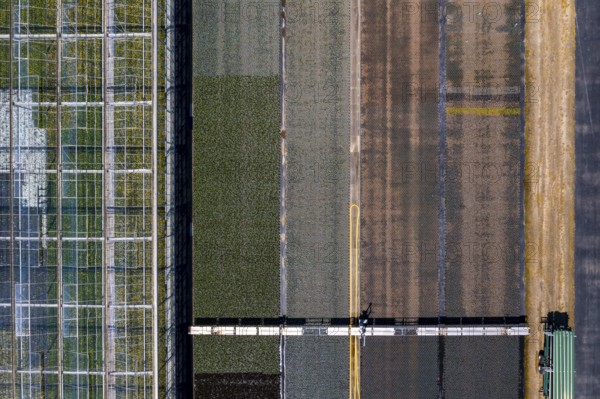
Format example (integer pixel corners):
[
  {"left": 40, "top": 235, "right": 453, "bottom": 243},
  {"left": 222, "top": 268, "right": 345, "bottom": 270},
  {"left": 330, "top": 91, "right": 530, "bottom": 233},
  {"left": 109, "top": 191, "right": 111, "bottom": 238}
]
[{"left": 446, "top": 107, "right": 521, "bottom": 116}]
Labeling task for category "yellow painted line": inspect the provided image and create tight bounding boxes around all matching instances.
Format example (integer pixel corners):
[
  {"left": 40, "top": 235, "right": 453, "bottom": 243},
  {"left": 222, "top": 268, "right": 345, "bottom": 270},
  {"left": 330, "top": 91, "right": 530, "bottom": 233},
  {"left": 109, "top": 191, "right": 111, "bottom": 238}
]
[
  {"left": 350, "top": 336, "right": 360, "bottom": 399},
  {"left": 446, "top": 107, "right": 521, "bottom": 116},
  {"left": 349, "top": 204, "right": 360, "bottom": 399}
]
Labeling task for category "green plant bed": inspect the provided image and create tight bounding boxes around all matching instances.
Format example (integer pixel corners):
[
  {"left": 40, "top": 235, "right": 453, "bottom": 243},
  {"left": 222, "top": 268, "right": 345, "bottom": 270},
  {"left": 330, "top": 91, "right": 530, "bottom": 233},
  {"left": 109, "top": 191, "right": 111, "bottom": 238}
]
[
  {"left": 193, "top": 336, "right": 279, "bottom": 374},
  {"left": 193, "top": 75, "right": 280, "bottom": 318}
]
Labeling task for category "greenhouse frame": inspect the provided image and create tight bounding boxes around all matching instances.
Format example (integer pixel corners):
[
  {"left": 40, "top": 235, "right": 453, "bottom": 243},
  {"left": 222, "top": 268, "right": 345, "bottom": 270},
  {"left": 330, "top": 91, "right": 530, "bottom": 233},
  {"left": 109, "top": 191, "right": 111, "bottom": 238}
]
[{"left": 0, "top": 0, "right": 191, "bottom": 397}]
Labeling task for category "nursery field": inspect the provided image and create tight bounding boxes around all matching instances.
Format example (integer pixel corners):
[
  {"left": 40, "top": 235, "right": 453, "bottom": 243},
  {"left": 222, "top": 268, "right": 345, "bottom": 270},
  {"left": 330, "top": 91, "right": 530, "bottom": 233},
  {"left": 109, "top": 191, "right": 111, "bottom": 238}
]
[
  {"left": 186, "top": 0, "right": 590, "bottom": 398},
  {"left": 192, "top": 0, "right": 279, "bottom": 76},
  {"left": 444, "top": 0, "right": 522, "bottom": 317},
  {"left": 359, "top": 0, "right": 525, "bottom": 397},
  {"left": 284, "top": 0, "right": 351, "bottom": 318},
  {"left": 444, "top": 337, "right": 523, "bottom": 399},
  {"left": 284, "top": 337, "right": 348, "bottom": 399},
  {"left": 191, "top": 76, "right": 281, "bottom": 397},
  {"left": 192, "top": 76, "right": 280, "bottom": 318},
  {"left": 360, "top": 0, "right": 439, "bottom": 319},
  {"left": 361, "top": 337, "right": 438, "bottom": 399},
  {"left": 193, "top": 334, "right": 280, "bottom": 397},
  {"left": 191, "top": 0, "right": 282, "bottom": 396}
]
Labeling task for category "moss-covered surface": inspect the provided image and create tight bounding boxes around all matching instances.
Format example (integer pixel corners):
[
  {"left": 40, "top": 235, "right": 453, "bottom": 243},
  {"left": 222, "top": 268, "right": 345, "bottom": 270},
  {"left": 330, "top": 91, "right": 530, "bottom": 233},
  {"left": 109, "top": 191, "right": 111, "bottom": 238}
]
[
  {"left": 193, "top": 75, "right": 280, "bottom": 318},
  {"left": 193, "top": 336, "right": 280, "bottom": 374}
]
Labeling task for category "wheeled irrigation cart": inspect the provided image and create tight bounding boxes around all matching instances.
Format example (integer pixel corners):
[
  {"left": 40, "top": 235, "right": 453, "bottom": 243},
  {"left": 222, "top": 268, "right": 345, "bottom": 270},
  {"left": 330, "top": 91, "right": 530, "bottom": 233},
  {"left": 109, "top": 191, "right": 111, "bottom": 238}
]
[{"left": 539, "top": 312, "right": 575, "bottom": 399}]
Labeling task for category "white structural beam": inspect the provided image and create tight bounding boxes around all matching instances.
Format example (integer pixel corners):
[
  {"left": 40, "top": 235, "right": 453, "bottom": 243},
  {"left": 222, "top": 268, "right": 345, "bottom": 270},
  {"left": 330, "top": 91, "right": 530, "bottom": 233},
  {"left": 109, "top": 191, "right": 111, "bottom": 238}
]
[
  {"left": 0, "top": 370, "right": 152, "bottom": 376},
  {"left": 0, "top": 169, "right": 101, "bottom": 175},
  {"left": 103, "top": 0, "right": 116, "bottom": 396},
  {"left": 55, "top": 1, "right": 64, "bottom": 395},
  {"left": 0, "top": 303, "right": 152, "bottom": 309},
  {"left": 0, "top": 236, "right": 151, "bottom": 242},
  {"left": 0, "top": 33, "right": 151, "bottom": 39},
  {"left": 189, "top": 325, "right": 530, "bottom": 337},
  {"left": 14, "top": 101, "right": 151, "bottom": 107},
  {"left": 151, "top": 0, "right": 160, "bottom": 396},
  {"left": 0, "top": 169, "right": 151, "bottom": 175},
  {"left": 164, "top": 0, "right": 176, "bottom": 393}
]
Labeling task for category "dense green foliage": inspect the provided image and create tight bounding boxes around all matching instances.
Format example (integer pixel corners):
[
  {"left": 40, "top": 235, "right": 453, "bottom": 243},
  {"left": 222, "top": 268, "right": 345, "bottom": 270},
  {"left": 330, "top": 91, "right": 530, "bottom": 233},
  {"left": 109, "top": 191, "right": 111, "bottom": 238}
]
[
  {"left": 193, "top": 76, "right": 280, "bottom": 318},
  {"left": 193, "top": 336, "right": 280, "bottom": 374}
]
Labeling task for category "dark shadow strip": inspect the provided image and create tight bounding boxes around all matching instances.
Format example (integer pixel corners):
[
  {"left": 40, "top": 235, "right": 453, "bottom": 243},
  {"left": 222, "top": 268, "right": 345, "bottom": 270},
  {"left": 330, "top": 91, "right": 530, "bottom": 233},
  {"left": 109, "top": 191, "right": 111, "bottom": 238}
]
[{"left": 438, "top": 335, "right": 445, "bottom": 398}]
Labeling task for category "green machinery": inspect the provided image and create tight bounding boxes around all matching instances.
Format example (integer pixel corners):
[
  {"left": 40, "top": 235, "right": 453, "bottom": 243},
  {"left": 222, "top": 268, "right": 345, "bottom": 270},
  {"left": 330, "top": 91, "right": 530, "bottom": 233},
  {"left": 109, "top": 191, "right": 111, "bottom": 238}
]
[{"left": 538, "top": 312, "right": 575, "bottom": 399}]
